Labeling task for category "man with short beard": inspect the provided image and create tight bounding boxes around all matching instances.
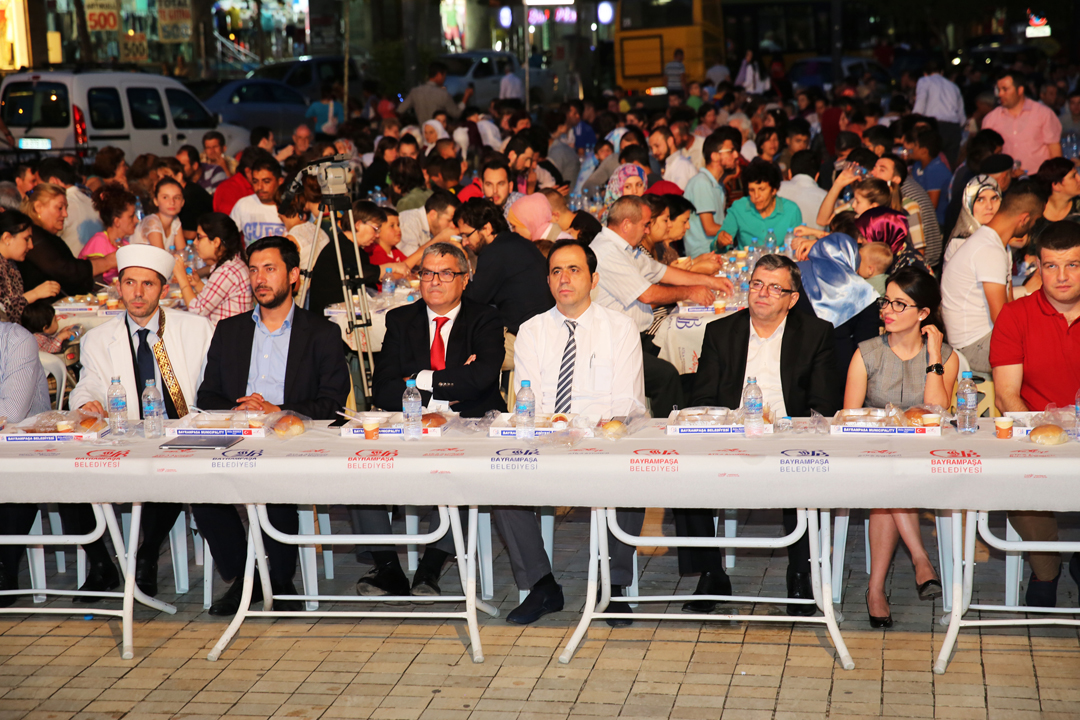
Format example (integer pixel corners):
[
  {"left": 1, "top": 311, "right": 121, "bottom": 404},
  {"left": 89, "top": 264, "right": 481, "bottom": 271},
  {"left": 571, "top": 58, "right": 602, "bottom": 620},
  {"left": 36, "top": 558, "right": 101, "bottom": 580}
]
[{"left": 192, "top": 236, "right": 351, "bottom": 616}]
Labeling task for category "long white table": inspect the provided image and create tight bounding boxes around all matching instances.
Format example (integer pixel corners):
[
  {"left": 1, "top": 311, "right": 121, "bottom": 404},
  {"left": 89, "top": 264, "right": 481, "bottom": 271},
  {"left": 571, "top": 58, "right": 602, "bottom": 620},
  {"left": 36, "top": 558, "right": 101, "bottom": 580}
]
[{"left": 2, "top": 418, "right": 1077, "bottom": 668}]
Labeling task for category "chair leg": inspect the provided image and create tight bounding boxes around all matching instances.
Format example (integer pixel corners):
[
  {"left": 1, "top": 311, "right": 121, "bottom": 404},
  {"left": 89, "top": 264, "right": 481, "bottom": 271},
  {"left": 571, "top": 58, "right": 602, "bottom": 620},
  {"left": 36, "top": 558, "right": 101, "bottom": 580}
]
[
  {"left": 317, "top": 509, "right": 334, "bottom": 580},
  {"left": 27, "top": 511, "right": 47, "bottom": 603},
  {"left": 627, "top": 550, "right": 639, "bottom": 608},
  {"left": 864, "top": 517, "right": 872, "bottom": 575},
  {"left": 203, "top": 540, "right": 214, "bottom": 610},
  {"left": 296, "top": 508, "right": 319, "bottom": 611},
  {"left": 1005, "top": 518, "right": 1023, "bottom": 607},
  {"left": 47, "top": 509, "right": 66, "bottom": 573},
  {"left": 76, "top": 547, "right": 87, "bottom": 587},
  {"left": 724, "top": 509, "right": 737, "bottom": 568},
  {"left": 936, "top": 512, "right": 953, "bottom": 612},
  {"left": 191, "top": 513, "right": 204, "bottom": 566},
  {"left": 477, "top": 510, "right": 494, "bottom": 601},
  {"left": 404, "top": 506, "right": 419, "bottom": 573},
  {"left": 831, "top": 509, "right": 850, "bottom": 605},
  {"left": 170, "top": 512, "right": 189, "bottom": 594}
]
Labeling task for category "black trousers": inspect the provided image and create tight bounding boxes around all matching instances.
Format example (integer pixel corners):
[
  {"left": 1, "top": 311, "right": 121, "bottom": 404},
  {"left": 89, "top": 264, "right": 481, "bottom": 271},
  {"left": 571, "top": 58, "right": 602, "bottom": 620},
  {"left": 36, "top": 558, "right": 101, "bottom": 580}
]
[
  {"left": 0, "top": 504, "right": 39, "bottom": 576},
  {"left": 641, "top": 333, "right": 684, "bottom": 419},
  {"left": 57, "top": 502, "right": 182, "bottom": 567},
  {"left": 673, "top": 508, "right": 810, "bottom": 575},
  {"left": 191, "top": 504, "right": 298, "bottom": 585}
]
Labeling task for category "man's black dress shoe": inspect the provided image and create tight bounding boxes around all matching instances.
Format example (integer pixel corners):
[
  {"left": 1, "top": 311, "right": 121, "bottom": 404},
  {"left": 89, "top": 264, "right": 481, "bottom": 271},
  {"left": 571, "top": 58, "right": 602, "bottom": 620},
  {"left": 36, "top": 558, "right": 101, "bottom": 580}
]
[
  {"left": 411, "top": 566, "right": 442, "bottom": 597},
  {"left": 603, "top": 585, "right": 633, "bottom": 627},
  {"left": 208, "top": 578, "right": 262, "bottom": 616},
  {"left": 681, "top": 570, "right": 732, "bottom": 613},
  {"left": 1025, "top": 568, "right": 1060, "bottom": 608},
  {"left": 135, "top": 552, "right": 159, "bottom": 597},
  {"left": 75, "top": 561, "right": 121, "bottom": 603},
  {"left": 0, "top": 560, "right": 17, "bottom": 608},
  {"left": 269, "top": 579, "right": 304, "bottom": 612},
  {"left": 356, "top": 561, "right": 410, "bottom": 597},
  {"left": 786, "top": 567, "right": 816, "bottom": 616},
  {"left": 507, "top": 582, "right": 564, "bottom": 624}
]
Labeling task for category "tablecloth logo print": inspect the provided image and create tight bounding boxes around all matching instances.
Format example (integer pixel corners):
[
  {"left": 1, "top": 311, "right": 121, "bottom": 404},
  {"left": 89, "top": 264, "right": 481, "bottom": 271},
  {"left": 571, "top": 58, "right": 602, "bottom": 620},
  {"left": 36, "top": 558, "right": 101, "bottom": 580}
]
[
  {"left": 490, "top": 447, "right": 539, "bottom": 471},
  {"left": 212, "top": 449, "right": 262, "bottom": 469},
  {"left": 349, "top": 449, "right": 398, "bottom": 470},
  {"left": 569, "top": 447, "right": 608, "bottom": 454},
  {"left": 929, "top": 448, "right": 982, "bottom": 473},
  {"left": 631, "top": 448, "right": 679, "bottom": 472},
  {"left": 862, "top": 449, "right": 898, "bottom": 455},
  {"left": 74, "top": 449, "right": 130, "bottom": 468},
  {"left": 423, "top": 448, "right": 466, "bottom": 457},
  {"left": 709, "top": 448, "right": 750, "bottom": 456},
  {"left": 780, "top": 449, "right": 829, "bottom": 473},
  {"left": 1010, "top": 449, "right": 1049, "bottom": 458}
]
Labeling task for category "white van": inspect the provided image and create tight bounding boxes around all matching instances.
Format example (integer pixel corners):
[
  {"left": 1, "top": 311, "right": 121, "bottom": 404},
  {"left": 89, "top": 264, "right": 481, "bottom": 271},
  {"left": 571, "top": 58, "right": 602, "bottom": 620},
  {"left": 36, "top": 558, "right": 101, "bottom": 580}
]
[{"left": 0, "top": 70, "right": 250, "bottom": 160}]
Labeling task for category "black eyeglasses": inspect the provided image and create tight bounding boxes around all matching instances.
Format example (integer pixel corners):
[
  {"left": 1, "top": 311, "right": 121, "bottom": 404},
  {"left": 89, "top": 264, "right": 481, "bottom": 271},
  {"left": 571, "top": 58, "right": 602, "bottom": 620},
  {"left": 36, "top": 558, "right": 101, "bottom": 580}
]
[
  {"left": 877, "top": 297, "right": 915, "bottom": 313},
  {"left": 419, "top": 269, "right": 468, "bottom": 283},
  {"left": 749, "top": 279, "right": 795, "bottom": 297},
  {"left": 461, "top": 228, "right": 478, "bottom": 241}
]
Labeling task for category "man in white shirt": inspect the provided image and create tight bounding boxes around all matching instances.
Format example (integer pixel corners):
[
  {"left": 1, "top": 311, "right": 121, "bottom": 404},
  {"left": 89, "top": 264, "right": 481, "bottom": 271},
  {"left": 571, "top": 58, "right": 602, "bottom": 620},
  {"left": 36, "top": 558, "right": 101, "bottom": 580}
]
[
  {"left": 706, "top": 59, "right": 731, "bottom": 88},
  {"left": 399, "top": 190, "right": 461, "bottom": 257},
  {"left": 678, "top": 254, "right": 841, "bottom": 616},
  {"left": 499, "top": 62, "right": 524, "bottom": 100},
  {"left": 941, "top": 182, "right": 1047, "bottom": 372},
  {"left": 777, "top": 151, "right": 828, "bottom": 230},
  {"left": 499, "top": 240, "right": 646, "bottom": 626},
  {"left": 912, "top": 60, "right": 967, "bottom": 166},
  {"left": 229, "top": 156, "right": 286, "bottom": 245},
  {"left": 69, "top": 245, "right": 214, "bottom": 600},
  {"left": 648, "top": 127, "right": 696, "bottom": 190},
  {"left": 590, "top": 196, "right": 732, "bottom": 418},
  {"left": 671, "top": 121, "right": 706, "bottom": 168}
]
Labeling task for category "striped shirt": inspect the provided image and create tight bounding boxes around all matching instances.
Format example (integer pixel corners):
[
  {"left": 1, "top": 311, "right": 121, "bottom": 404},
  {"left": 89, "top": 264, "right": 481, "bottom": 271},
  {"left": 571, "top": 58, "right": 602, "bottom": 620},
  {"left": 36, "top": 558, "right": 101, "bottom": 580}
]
[
  {"left": 590, "top": 227, "right": 668, "bottom": 332},
  {"left": 187, "top": 256, "right": 255, "bottom": 327},
  {"left": 0, "top": 322, "right": 51, "bottom": 421}
]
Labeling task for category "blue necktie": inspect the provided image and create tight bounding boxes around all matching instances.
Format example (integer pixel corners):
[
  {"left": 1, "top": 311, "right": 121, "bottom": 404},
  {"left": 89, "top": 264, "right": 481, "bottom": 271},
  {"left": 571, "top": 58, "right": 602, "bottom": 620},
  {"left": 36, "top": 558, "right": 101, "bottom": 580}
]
[{"left": 136, "top": 328, "right": 155, "bottom": 403}]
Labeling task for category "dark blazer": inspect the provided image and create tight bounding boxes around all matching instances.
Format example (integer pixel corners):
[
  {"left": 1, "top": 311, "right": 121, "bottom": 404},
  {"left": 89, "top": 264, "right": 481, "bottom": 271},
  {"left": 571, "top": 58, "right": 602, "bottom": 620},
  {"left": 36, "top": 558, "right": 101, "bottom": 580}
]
[
  {"left": 462, "top": 231, "right": 554, "bottom": 335},
  {"left": 691, "top": 308, "right": 842, "bottom": 417},
  {"left": 197, "top": 304, "right": 350, "bottom": 420},
  {"left": 17, "top": 225, "right": 96, "bottom": 301},
  {"left": 372, "top": 297, "right": 506, "bottom": 418},
  {"left": 308, "top": 231, "right": 381, "bottom": 315}
]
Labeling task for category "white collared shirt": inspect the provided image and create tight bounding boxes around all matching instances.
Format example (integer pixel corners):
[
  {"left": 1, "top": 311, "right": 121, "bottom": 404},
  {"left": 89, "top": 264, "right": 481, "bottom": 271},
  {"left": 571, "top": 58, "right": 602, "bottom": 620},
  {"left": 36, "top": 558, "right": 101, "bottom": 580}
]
[
  {"left": 663, "top": 152, "right": 697, "bottom": 190},
  {"left": 913, "top": 73, "right": 966, "bottom": 125},
  {"left": 590, "top": 227, "right": 668, "bottom": 332},
  {"left": 514, "top": 302, "right": 646, "bottom": 419},
  {"left": 399, "top": 207, "right": 431, "bottom": 257},
  {"left": 744, "top": 316, "right": 788, "bottom": 419},
  {"left": 416, "top": 302, "right": 463, "bottom": 392}
]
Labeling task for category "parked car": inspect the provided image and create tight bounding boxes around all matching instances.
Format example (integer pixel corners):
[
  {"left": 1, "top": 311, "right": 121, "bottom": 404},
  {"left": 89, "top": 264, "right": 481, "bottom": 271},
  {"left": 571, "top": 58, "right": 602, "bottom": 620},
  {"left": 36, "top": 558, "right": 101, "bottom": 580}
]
[
  {"left": 788, "top": 57, "right": 892, "bottom": 93},
  {"left": 247, "top": 56, "right": 363, "bottom": 104},
  {"left": 439, "top": 51, "right": 556, "bottom": 109},
  {"left": 0, "top": 70, "right": 249, "bottom": 160},
  {"left": 951, "top": 43, "right": 1045, "bottom": 71},
  {"left": 201, "top": 79, "right": 310, "bottom": 141}
]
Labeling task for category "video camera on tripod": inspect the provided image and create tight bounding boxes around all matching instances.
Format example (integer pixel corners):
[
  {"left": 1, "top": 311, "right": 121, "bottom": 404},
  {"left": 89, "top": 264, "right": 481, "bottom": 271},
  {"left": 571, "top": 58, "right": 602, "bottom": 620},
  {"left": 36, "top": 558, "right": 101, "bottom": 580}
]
[{"left": 289, "top": 154, "right": 376, "bottom": 403}]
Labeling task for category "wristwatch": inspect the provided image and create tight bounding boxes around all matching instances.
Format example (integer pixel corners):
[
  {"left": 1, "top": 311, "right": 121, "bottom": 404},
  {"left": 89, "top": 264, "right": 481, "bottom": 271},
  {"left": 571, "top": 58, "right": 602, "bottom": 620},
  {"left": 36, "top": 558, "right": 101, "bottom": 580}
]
[{"left": 926, "top": 363, "right": 944, "bottom": 376}]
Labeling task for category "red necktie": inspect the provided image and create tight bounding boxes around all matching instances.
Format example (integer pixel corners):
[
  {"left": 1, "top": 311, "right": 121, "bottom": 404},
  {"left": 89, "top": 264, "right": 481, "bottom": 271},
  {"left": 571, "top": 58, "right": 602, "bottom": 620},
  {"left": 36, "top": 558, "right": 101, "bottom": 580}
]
[{"left": 430, "top": 316, "right": 449, "bottom": 371}]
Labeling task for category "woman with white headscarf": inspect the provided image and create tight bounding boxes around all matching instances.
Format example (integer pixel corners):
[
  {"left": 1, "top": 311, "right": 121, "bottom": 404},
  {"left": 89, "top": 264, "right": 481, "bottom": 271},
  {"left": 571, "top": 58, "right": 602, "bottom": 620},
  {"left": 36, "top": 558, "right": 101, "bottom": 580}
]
[
  {"left": 942, "top": 175, "right": 1001, "bottom": 264},
  {"left": 421, "top": 119, "right": 450, "bottom": 156}
]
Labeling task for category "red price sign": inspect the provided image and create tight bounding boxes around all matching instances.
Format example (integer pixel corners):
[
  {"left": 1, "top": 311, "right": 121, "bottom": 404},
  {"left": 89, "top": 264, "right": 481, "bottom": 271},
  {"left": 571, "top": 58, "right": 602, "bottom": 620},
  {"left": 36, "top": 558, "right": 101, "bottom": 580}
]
[{"left": 85, "top": 0, "right": 119, "bottom": 32}]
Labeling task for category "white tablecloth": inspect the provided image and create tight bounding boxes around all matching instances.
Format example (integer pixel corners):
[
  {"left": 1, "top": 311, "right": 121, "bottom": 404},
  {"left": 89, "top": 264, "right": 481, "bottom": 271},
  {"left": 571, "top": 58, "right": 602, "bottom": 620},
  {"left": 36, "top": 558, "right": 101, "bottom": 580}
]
[
  {"left": 1, "top": 420, "right": 1076, "bottom": 512},
  {"left": 652, "top": 311, "right": 731, "bottom": 374}
]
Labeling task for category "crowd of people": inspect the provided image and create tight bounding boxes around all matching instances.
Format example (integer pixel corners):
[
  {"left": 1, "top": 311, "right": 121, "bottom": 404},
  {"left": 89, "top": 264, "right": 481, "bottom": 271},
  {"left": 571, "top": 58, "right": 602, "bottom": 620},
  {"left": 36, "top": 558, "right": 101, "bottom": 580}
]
[{"left": 0, "top": 52, "right": 1078, "bottom": 627}]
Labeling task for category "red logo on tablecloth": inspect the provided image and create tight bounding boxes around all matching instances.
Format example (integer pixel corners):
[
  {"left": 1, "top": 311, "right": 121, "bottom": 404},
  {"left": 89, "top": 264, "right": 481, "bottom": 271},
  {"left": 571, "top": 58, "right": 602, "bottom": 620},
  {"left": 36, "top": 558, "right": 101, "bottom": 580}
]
[
  {"left": 862, "top": 449, "right": 898, "bottom": 455},
  {"left": 631, "top": 448, "right": 679, "bottom": 472},
  {"left": 633, "top": 448, "right": 678, "bottom": 455},
  {"left": 85, "top": 449, "right": 130, "bottom": 459},
  {"left": 349, "top": 448, "right": 396, "bottom": 470},
  {"left": 423, "top": 447, "right": 465, "bottom": 457},
  {"left": 569, "top": 447, "right": 607, "bottom": 453},
  {"left": 709, "top": 448, "right": 750, "bottom": 456},
  {"left": 1011, "top": 449, "right": 1049, "bottom": 458},
  {"left": 74, "top": 449, "right": 128, "bottom": 469},
  {"left": 153, "top": 449, "right": 195, "bottom": 458},
  {"left": 930, "top": 449, "right": 980, "bottom": 458}
]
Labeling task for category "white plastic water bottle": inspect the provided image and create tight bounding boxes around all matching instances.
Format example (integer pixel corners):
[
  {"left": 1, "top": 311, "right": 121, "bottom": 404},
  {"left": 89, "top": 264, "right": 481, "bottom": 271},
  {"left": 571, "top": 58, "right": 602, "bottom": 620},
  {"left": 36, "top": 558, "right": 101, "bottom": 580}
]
[
  {"left": 107, "top": 376, "right": 129, "bottom": 435},
  {"left": 183, "top": 239, "right": 198, "bottom": 273},
  {"left": 141, "top": 379, "right": 165, "bottom": 439},
  {"left": 957, "top": 371, "right": 978, "bottom": 434},
  {"left": 402, "top": 379, "right": 423, "bottom": 441},
  {"left": 765, "top": 228, "right": 777, "bottom": 253},
  {"left": 515, "top": 380, "right": 535, "bottom": 440},
  {"left": 783, "top": 230, "right": 795, "bottom": 257},
  {"left": 134, "top": 197, "right": 144, "bottom": 221},
  {"left": 381, "top": 267, "right": 395, "bottom": 295},
  {"left": 371, "top": 186, "right": 387, "bottom": 208},
  {"left": 742, "top": 377, "right": 764, "bottom": 437}
]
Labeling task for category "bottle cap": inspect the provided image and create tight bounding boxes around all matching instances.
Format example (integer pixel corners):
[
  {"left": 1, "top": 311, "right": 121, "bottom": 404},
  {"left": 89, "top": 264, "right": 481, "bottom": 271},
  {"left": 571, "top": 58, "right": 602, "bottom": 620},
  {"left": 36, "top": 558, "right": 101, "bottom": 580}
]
[
  {"left": 145, "top": 379, "right": 155, "bottom": 387},
  {"left": 962, "top": 371, "right": 973, "bottom": 379},
  {"left": 520, "top": 380, "right": 531, "bottom": 388},
  {"left": 406, "top": 379, "right": 416, "bottom": 387}
]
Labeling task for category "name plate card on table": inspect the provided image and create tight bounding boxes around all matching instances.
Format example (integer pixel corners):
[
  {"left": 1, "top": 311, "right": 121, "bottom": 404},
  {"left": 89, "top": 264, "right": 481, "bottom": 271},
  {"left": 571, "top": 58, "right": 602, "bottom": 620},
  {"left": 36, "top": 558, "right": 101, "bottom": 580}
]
[
  {"left": 488, "top": 413, "right": 595, "bottom": 438},
  {"left": 665, "top": 410, "right": 773, "bottom": 435},
  {"left": 340, "top": 412, "right": 447, "bottom": 438},
  {"left": 829, "top": 424, "right": 941, "bottom": 436},
  {"left": 0, "top": 430, "right": 104, "bottom": 442},
  {"left": 165, "top": 413, "right": 270, "bottom": 438}
]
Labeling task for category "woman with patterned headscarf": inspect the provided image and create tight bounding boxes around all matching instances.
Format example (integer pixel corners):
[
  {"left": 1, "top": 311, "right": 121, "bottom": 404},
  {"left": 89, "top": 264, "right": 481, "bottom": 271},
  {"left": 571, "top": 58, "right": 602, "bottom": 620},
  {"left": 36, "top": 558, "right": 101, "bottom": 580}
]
[{"left": 600, "top": 164, "right": 647, "bottom": 223}]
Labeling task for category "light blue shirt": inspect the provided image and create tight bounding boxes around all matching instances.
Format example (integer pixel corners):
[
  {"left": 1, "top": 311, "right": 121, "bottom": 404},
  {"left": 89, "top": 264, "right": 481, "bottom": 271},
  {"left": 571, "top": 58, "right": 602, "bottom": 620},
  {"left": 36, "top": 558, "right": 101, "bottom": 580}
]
[
  {"left": 246, "top": 303, "right": 294, "bottom": 406},
  {"left": 682, "top": 168, "right": 725, "bottom": 258},
  {"left": 0, "top": 322, "right": 50, "bottom": 422}
]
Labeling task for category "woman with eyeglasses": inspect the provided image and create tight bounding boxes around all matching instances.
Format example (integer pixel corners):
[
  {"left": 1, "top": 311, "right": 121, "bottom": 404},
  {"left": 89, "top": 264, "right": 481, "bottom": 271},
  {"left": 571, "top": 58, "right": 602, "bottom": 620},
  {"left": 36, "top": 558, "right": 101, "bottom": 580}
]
[
  {"left": 172, "top": 213, "right": 254, "bottom": 327},
  {"left": 843, "top": 266, "right": 956, "bottom": 628}
]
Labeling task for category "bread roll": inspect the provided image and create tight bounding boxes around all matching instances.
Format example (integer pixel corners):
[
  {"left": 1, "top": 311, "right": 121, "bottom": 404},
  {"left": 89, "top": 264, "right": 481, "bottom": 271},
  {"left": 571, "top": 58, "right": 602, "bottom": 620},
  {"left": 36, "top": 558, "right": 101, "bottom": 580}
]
[
  {"left": 79, "top": 417, "right": 101, "bottom": 431},
  {"left": 601, "top": 419, "right": 626, "bottom": 439},
  {"left": 904, "top": 407, "right": 929, "bottom": 426},
  {"left": 55, "top": 421, "right": 74, "bottom": 433},
  {"left": 248, "top": 418, "right": 265, "bottom": 429},
  {"left": 1029, "top": 424, "right": 1068, "bottom": 446},
  {"left": 421, "top": 413, "right": 447, "bottom": 428},
  {"left": 273, "top": 415, "right": 306, "bottom": 438}
]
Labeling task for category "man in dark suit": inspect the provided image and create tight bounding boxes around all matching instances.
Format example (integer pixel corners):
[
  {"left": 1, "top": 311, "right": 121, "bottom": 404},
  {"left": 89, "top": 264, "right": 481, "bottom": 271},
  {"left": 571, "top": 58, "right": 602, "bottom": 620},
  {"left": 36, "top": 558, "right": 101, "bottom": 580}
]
[
  {"left": 192, "top": 236, "right": 351, "bottom": 616},
  {"left": 678, "top": 253, "right": 841, "bottom": 616},
  {"left": 356, "top": 241, "right": 506, "bottom": 597}
]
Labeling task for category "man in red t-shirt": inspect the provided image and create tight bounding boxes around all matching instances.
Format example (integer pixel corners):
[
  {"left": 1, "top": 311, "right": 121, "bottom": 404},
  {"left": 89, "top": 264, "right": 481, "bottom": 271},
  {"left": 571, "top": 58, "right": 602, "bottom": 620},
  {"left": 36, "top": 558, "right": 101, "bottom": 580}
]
[
  {"left": 990, "top": 220, "right": 1080, "bottom": 607},
  {"left": 212, "top": 147, "right": 267, "bottom": 216}
]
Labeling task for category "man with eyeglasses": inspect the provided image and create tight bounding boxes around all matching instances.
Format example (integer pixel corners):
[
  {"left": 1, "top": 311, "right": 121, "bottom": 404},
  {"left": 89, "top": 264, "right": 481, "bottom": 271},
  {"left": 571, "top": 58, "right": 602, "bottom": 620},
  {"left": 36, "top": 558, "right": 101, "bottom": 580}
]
[
  {"left": 682, "top": 129, "right": 736, "bottom": 257},
  {"left": 497, "top": 239, "right": 647, "bottom": 625},
  {"left": 674, "top": 253, "right": 841, "bottom": 617},
  {"left": 455, "top": 198, "right": 554, "bottom": 369},
  {"left": 357, "top": 242, "right": 506, "bottom": 598}
]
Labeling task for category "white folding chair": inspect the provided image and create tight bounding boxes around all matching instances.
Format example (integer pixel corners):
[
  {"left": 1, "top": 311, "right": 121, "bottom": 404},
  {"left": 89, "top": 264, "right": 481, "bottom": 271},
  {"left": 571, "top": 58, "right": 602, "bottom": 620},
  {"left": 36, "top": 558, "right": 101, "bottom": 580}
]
[{"left": 38, "top": 351, "right": 68, "bottom": 410}]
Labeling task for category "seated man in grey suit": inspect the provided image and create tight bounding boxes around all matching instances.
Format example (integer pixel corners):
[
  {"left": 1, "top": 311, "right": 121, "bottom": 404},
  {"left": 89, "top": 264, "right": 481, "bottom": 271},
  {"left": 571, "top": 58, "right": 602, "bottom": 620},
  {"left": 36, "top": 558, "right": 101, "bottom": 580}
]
[{"left": 500, "top": 239, "right": 647, "bottom": 625}]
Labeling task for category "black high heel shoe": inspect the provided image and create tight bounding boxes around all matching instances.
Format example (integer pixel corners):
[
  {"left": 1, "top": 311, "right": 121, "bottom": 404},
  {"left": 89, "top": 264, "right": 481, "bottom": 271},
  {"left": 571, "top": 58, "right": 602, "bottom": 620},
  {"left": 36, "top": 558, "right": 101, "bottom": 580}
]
[
  {"left": 865, "top": 589, "right": 893, "bottom": 629},
  {"left": 917, "top": 578, "right": 942, "bottom": 601}
]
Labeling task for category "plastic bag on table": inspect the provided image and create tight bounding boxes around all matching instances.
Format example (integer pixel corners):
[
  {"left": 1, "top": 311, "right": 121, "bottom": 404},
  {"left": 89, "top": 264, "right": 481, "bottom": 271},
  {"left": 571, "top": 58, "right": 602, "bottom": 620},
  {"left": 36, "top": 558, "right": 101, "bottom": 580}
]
[
  {"left": 890, "top": 403, "right": 951, "bottom": 427},
  {"left": 17, "top": 409, "right": 105, "bottom": 434},
  {"left": 529, "top": 428, "right": 588, "bottom": 449},
  {"left": 808, "top": 409, "right": 830, "bottom": 434},
  {"left": 597, "top": 404, "right": 651, "bottom": 441},
  {"left": 1027, "top": 404, "right": 1074, "bottom": 444},
  {"left": 445, "top": 409, "right": 501, "bottom": 435},
  {"left": 262, "top": 410, "right": 313, "bottom": 439}
]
